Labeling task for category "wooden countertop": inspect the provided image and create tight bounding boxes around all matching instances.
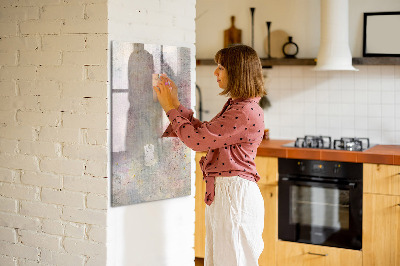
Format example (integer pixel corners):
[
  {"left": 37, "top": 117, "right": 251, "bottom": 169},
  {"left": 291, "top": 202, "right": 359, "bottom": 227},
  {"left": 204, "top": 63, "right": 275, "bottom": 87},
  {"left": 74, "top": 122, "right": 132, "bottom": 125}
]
[{"left": 256, "top": 139, "right": 400, "bottom": 165}]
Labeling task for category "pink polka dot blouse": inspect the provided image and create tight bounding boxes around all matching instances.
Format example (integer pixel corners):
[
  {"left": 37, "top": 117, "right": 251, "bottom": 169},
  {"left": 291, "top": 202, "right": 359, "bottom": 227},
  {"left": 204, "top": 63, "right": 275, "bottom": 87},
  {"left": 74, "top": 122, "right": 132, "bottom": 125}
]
[{"left": 162, "top": 97, "right": 265, "bottom": 205}]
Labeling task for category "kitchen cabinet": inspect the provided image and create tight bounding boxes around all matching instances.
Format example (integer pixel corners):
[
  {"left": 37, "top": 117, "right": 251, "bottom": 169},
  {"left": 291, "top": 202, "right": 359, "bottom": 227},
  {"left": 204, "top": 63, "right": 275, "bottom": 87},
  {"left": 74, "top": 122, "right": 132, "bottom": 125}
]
[
  {"left": 195, "top": 152, "right": 207, "bottom": 258},
  {"left": 259, "top": 184, "right": 278, "bottom": 266},
  {"left": 276, "top": 241, "right": 362, "bottom": 266},
  {"left": 363, "top": 163, "right": 400, "bottom": 196},
  {"left": 363, "top": 193, "right": 400, "bottom": 266},
  {"left": 256, "top": 156, "right": 278, "bottom": 266},
  {"left": 363, "top": 164, "right": 400, "bottom": 266},
  {"left": 194, "top": 154, "right": 279, "bottom": 266}
]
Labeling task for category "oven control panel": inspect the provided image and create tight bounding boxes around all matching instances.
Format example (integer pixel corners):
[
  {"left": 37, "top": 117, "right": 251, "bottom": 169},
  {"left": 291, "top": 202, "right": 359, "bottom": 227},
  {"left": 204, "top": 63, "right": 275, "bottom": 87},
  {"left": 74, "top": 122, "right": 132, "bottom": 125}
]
[{"left": 281, "top": 158, "right": 362, "bottom": 180}]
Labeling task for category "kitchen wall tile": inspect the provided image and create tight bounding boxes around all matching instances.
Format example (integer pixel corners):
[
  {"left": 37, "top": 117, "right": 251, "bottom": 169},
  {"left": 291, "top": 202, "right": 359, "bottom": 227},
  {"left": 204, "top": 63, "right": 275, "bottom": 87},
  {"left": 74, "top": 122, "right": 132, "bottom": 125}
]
[
  {"left": 355, "top": 128, "right": 368, "bottom": 138},
  {"left": 303, "top": 67, "right": 316, "bottom": 78},
  {"left": 355, "top": 104, "right": 368, "bottom": 117},
  {"left": 381, "top": 131, "right": 396, "bottom": 144},
  {"left": 196, "top": 65, "right": 400, "bottom": 144},
  {"left": 367, "top": 91, "right": 381, "bottom": 105},
  {"left": 316, "top": 89, "right": 329, "bottom": 103},
  {"left": 329, "top": 116, "right": 342, "bottom": 129},
  {"left": 328, "top": 71, "right": 342, "bottom": 81},
  {"left": 280, "top": 114, "right": 292, "bottom": 127},
  {"left": 316, "top": 103, "right": 329, "bottom": 115},
  {"left": 315, "top": 77, "right": 329, "bottom": 90},
  {"left": 367, "top": 104, "right": 381, "bottom": 118},
  {"left": 381, "top": 65, "right": 395, "bottom": 78},
  {"left": 341, "top": 104, "right": 355, "bottom": 116},
  {"left": 315, "top": 70, "right": 328, "bottom": 79},
  {"left": 381, "top": 78, "right": 395, "bottom": 91},
  {"left": 354, "top": 117, "right": 368, "bottom": 130},
  {"left": 354, "top": 90, "right": 367, "bottom": 104},
  {"left": 304, "top": 88, "right": 316, "bottom": 103},
  {"left": 291, "top": 67, "right": 303, "bottom": 78},
  {"left": 342, "top": 117, "right": 355, "bottom": 129},
  {"left": 368, "top": 117, "right": 381, "bottom": 131},
  {"left": 395, "top": 105, "right": 400, "bottom": 117},
  {"left": 382, "top": 90, "right": 395, "bottom": 104},
  {"left": 279, "top": 78, "right": 291, "bottom": 90},
  {"left": 396, "top": 89, "right": 400, "bottom": 104},
  {"left": 328, "top": 88, "right": 341, "bottom": 103},
  {"left": 382, "top": 105, "right": 395, "bottom": 118},
  {"left": 382, "top": 117, "right": 396, "bottom": 131},
  {"left": 329, "top": 103, "right": 341, "bottom": 116},
  {"left": 316, "top": 116, "right": 330, "bottom": 128},
  {"left": 278, "top": 67, "right": 292, "bottom": 78},
  {"left": 367, "top": 129, "right": 382, "bottom": 144},
  {"left": 367, "top": 76, "right": 381, "bottom": 91},
  {"left": 367, "top": 65, "right": 381, "bottom": 77},
  {"left": 395, "top": 118, "right": 400, "bottom": 131},
  {"left": 291, "top": 77, "right": 304, "bottom": 90},
  {"left": 341, "top": 89, "right": 354, "bottom": 104},
  {"left": 304, "top": 102, "right": 316, "bottom": 115},
  {"left": 394, "top": 66, "right": 400, "bottom": 78},
  {"left": 396, "top": 130, "right": 400, "bottom": 144},
  {"left": 341, "top": 128, "right": 355, "bottom": 137}
]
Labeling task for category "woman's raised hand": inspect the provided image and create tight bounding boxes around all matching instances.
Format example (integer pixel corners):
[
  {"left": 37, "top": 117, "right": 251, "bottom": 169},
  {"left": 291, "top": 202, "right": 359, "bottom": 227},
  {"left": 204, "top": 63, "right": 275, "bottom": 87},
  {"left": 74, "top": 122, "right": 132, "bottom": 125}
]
[
  {"left": 160, "top": 74, "right": 180, "bottom": 108},
  {"left": 153, "top": 75, "right": 175, "bottom": 113}
]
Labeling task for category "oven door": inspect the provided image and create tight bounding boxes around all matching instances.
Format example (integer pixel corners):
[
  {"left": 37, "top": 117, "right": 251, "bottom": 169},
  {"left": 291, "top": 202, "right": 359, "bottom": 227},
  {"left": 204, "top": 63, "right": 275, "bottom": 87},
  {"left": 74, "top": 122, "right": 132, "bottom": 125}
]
[{"left": 278, "top": 176, "right": 362, "bottom": 250}]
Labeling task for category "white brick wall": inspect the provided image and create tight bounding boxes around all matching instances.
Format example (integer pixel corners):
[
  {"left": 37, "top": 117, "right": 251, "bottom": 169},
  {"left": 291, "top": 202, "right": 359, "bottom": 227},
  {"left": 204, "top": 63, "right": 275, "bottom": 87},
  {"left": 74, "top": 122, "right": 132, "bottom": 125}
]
[{"left": 0, "top": 0, "right": 108, "bottom": 265}]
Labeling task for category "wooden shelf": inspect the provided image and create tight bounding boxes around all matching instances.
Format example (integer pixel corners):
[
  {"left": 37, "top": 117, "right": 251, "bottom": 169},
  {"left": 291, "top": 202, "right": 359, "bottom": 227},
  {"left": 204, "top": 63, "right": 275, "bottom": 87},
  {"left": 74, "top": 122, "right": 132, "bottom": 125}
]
[
  {"left": 196, "top": 57, "right": 400, "bottom": 67},
  {"left": 352, "top": 57, "right": 400, "bottom": 65}
]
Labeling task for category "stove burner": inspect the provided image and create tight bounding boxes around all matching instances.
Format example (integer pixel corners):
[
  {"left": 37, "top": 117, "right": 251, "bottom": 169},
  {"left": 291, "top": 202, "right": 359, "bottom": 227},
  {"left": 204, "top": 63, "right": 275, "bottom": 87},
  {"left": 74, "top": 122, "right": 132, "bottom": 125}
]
[
  {"left": 286, "top": 136, "right": 372, "bottom": 151},
  {"left": 295, "top": 135, "right": 332, "bottom": 149},
  {"left": 333, "top": 137, "right": 370, "bottom": 151}
]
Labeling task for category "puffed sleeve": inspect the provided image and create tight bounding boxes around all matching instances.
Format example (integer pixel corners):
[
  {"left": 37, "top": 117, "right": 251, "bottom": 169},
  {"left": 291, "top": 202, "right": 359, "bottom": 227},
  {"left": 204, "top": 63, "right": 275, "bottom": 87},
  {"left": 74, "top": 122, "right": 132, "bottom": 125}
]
[
  {"left": 161, "top": 104, "right": 202, "bottom": 138},
  {"left": 165, "top": 106, "right": 248, "bottom": 152}
]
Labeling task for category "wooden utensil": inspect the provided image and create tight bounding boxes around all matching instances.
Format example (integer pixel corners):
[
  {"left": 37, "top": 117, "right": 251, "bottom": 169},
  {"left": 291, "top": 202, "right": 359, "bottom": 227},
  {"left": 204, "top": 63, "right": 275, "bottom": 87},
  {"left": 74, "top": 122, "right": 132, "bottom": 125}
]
[{"left": 224, "top": 16, "right": 242, "bottom": 48}]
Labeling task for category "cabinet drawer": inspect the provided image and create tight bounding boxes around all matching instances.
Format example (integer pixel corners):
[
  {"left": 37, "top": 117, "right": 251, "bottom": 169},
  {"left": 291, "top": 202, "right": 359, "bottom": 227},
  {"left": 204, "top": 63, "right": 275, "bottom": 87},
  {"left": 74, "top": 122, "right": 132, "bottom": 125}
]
[
  {"left": 277, "top": 241, "right": 362, "bottom": 266},
  {"left": 255, "top": 156, "right": 278, "bottom": 186},
  {"left": 364, "top": 164, "right": 400, "bottom": 196}
]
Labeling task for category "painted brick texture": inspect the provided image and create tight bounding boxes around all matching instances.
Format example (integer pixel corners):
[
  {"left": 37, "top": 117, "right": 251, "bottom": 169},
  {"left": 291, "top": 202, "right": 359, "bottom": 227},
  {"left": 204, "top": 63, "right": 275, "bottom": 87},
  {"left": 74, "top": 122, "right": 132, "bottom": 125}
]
[{"left": 0, "top": 0, "right": 108, "bottom": 265}]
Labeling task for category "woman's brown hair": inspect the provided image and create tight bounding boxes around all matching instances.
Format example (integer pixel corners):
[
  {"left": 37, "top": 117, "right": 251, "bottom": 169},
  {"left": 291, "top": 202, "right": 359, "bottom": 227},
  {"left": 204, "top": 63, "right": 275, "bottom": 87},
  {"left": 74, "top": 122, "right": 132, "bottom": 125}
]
[{"left": 214, "top": 44, "right": 266, "bottom": 99}]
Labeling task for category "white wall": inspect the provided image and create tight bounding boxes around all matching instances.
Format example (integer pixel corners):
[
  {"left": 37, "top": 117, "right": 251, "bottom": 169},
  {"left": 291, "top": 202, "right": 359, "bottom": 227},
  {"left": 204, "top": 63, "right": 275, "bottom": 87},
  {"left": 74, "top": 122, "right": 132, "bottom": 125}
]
[
  {"left": 196, "top": 0, "right": 400, "bottom": 145},
  {"left": 0, "top": 1, "right": 108, "bottom": 265},
  {"left": 196, "top": 0, "right": 400, "bottom": 58},
  {"left": 107, "top": 1, "right": 196, "bottom": 266}
]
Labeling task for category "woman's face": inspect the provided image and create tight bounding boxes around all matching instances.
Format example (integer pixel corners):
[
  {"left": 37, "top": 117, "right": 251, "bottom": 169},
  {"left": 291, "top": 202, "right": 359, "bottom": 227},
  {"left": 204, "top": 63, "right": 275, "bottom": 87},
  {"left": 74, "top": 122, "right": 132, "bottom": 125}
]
[{"left": 214, "top": 64, "right": 228, "bottom": 89}]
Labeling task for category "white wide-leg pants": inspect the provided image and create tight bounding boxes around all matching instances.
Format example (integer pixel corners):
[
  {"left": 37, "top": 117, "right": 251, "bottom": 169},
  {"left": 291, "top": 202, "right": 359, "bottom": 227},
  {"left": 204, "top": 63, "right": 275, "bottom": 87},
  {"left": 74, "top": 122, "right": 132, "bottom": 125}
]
[{"left": 205, "top": 176, "right": 265, "bottom": 266}]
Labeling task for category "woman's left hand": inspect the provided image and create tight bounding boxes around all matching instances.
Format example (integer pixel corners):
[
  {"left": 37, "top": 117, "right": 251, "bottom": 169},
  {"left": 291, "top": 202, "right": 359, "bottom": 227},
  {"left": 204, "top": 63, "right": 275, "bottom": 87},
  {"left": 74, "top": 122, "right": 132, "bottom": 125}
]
[{"left": 153, "top": 77, "right": 175, "bottom": 113}]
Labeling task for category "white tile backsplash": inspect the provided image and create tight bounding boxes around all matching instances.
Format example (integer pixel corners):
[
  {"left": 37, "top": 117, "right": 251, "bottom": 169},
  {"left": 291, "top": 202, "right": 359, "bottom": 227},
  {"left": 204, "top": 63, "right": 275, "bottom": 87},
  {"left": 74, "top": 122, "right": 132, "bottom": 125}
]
[{"left": 196, "top": 65, "right": 400, "bottom": 144}]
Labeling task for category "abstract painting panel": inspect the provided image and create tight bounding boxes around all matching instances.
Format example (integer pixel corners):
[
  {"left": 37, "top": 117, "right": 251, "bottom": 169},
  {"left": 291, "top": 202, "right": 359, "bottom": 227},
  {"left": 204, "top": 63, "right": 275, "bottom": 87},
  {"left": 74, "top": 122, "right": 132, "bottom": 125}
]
[{"left": 111, "top": 42, "right": 192, "bottom": 207}]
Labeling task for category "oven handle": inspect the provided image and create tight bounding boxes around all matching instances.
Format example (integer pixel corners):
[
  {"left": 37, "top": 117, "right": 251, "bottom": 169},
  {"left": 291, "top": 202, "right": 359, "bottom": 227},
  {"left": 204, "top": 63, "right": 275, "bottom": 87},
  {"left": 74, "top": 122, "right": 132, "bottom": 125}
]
[{"left": 280, "top": 177, "right": 357, "bottom": 189}]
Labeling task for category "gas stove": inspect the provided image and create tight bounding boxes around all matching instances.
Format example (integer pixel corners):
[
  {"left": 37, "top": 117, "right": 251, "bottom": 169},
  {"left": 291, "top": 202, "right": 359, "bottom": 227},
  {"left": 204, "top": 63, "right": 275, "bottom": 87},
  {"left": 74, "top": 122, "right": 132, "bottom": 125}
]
[{"left": 283, "top": 135, "right": 373, "bottom": 151}]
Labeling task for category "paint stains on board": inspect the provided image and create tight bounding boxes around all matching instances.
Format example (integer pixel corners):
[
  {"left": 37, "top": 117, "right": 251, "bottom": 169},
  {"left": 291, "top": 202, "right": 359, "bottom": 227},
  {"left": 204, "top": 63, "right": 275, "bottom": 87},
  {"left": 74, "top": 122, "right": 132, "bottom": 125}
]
[{"left": 111, "top": 42, "right": 192, "bottom": 206}]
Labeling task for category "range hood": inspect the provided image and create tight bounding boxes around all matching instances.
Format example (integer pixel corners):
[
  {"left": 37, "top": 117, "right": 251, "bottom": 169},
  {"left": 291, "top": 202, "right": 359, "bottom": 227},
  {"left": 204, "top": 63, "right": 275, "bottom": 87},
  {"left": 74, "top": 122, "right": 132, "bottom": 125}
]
[{"left": 314, "top": 0, "right": 358, "bottom": 71}]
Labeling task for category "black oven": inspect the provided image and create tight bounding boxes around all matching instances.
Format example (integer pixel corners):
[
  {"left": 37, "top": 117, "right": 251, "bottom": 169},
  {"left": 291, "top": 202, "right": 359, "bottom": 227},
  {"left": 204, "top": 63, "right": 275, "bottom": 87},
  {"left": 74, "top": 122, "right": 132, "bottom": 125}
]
[{"left": 278, "top": 158, "right": 363, "bottom": 250}]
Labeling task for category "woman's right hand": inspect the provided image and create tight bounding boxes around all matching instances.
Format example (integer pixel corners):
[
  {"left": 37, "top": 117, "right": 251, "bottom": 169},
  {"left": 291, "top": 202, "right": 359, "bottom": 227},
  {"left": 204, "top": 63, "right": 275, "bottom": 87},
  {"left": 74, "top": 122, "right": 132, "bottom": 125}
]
[{"left": 160, "top": 74, "right": 180, "bottom": 108}]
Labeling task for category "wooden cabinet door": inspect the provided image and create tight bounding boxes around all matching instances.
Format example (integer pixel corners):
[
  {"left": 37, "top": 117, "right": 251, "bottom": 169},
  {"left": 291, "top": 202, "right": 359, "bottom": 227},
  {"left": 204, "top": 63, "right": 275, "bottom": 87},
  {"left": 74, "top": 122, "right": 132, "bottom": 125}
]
[
  {"left": 364, "top": 164, "right": 400, "bottom": 196},
  {"left": 363, "top": 193, "right": 400, "bottom": 266},
  {"left": 195, "top": 152, "right": 207, "bottom": 258},
  {"left": 258, "top": 185, "right": 278, "bottom": 266},
  {"left": 255, "top": 156, "right": 278, "bottom": 186},
  {"left": 276, "top": 241, "right": 362, "bottom": 266}
]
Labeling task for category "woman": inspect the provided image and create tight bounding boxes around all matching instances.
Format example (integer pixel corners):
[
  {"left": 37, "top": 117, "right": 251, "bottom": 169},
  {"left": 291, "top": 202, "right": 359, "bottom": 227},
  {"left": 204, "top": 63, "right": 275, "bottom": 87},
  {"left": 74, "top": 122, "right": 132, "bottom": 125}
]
[{"left": 153, "top": 44, "right": 266, "bottom": 266}]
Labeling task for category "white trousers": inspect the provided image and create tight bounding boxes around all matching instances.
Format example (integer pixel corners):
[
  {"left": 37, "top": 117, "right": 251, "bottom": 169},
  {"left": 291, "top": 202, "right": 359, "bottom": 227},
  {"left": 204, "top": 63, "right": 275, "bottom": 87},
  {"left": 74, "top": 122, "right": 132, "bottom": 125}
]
[{"left": 205, "top": 176, "right": 264, "bottom": 266}]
